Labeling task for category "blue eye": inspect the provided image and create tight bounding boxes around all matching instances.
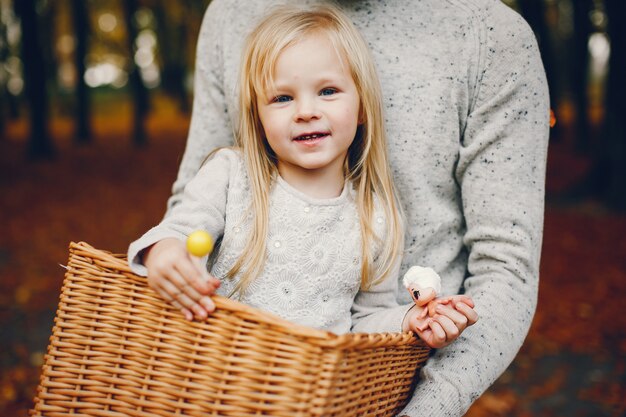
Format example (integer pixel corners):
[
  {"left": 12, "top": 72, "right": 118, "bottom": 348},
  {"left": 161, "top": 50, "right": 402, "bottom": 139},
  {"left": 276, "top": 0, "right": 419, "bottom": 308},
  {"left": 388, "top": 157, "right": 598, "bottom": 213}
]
[
  {"left": 273, "top": 95, "right": 292, "bottom": 103},
  {"left": 320, "top": 88, "right": 337, "bottom": 96}
]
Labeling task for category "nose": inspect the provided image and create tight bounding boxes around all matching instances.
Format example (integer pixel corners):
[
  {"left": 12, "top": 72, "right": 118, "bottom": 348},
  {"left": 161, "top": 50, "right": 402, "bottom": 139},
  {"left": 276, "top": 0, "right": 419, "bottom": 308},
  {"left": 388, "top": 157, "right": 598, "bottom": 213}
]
[{"left": 293, "top": 97, "right": 321, "bottom": 122}]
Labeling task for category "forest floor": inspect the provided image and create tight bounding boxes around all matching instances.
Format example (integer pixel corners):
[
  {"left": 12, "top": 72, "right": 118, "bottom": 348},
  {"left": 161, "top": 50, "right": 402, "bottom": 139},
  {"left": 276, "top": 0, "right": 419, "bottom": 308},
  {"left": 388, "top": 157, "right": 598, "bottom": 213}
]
[{"left": 1, "top": 98, "right": 625, "bottom": 416}]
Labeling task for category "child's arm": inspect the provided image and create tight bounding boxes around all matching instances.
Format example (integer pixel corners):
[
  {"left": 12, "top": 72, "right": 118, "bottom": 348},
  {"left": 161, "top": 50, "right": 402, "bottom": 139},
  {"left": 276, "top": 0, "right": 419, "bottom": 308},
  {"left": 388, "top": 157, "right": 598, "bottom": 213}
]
[
  {"left": 128, "top": 149, "right": 239, "bottom": 319},
  {"left": 350, "top": 256, "right": 412, "bottom": 334},
  {"left": 142, "top": 237, "right": 220, "bottom": 321}
]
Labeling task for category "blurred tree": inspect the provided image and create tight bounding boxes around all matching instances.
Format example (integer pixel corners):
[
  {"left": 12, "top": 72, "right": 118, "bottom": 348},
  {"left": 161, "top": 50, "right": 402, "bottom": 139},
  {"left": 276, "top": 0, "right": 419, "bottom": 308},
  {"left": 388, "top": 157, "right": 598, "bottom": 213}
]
[
  {"left": 0, "top": 5, "right": 20, "bottom": 124},
  {"left": 517, "top": 0, "right": 560, "bottom": 140},
  {"left": 14, "top": 0, "right": 54, "bottom": 158},
  {"left": 572, "top": 0, "right": 626, "bottom": 211},
  {"left": 123, "top": 0, "right": 149, "bottom": 146},
  {"left": 571, "top": 0, "right": 593, "bottom": 151},
  {"left": 0, "top": 14, "right": 6, "bottom": 135},
  {"left": 70, "top": 0, "right": 92, "bottom": 144},
  {"left": 40, "top": 1, "right": 58, "bottom": 94},
  {"left": 154, "top": 0, "right": 189, "bottom": 113},
  {"left": 602, "top": 0, "right": 626, "bottom": 210}
]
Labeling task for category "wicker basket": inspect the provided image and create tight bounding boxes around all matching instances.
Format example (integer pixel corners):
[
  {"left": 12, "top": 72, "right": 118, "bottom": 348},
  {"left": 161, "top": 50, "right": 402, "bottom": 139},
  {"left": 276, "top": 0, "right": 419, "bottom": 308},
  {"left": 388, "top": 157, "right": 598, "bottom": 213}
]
[{"left": 30, "top": 242, "right": 430, "bottom": 417}]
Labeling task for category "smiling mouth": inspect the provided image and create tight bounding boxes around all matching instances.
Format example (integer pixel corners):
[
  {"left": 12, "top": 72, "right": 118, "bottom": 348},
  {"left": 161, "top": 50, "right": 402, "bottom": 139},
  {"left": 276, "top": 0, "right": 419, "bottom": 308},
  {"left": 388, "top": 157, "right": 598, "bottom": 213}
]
[{"left": 293, "top": 133, "right": 329, "bottom": 141}]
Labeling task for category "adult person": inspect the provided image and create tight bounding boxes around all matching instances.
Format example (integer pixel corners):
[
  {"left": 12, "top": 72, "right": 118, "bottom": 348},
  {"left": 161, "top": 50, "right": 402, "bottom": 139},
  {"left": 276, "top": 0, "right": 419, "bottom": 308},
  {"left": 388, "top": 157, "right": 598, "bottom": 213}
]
[{"left": 163, "top": 1, "right": 550, "bottom": 415}]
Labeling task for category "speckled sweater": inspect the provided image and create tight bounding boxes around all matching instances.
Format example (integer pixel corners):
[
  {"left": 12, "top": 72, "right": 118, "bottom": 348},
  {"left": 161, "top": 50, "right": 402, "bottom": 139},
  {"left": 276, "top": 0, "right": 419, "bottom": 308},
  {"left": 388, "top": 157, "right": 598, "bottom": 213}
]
[
  {"left": 128, "top": 148, "right": 409, "bottom": 335},
  {"left": 163, "top": 1, "right": 550, "bottom": 415}
]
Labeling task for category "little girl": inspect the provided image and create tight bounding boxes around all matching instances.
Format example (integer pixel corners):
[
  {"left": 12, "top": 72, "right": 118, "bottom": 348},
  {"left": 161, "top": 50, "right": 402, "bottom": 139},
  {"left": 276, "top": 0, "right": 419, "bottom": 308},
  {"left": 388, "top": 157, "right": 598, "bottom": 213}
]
[{"left": 128, "top": 4, "right": 474, "bottom": 338}]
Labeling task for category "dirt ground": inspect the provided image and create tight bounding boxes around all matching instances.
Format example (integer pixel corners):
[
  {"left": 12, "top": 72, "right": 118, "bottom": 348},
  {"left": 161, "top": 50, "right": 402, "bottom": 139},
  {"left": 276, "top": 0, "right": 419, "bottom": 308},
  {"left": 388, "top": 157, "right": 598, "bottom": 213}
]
[{"left": 1, "top": 99, "right": 625, "bottom": 416}]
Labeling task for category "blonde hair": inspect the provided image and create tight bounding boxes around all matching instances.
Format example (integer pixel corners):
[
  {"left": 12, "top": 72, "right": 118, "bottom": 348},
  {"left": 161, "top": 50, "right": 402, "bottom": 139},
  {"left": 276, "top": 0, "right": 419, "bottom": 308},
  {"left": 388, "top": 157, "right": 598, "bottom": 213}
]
[{"left": 227, "top": 3, "right": 403, "bottom": 295}]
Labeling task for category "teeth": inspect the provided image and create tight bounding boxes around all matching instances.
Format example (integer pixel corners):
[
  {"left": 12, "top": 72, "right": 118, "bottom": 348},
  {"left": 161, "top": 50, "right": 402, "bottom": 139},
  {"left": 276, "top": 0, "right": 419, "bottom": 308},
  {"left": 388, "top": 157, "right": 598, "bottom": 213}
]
[{"left": 297, "top": 134, "right": 324, "bottom": 140}]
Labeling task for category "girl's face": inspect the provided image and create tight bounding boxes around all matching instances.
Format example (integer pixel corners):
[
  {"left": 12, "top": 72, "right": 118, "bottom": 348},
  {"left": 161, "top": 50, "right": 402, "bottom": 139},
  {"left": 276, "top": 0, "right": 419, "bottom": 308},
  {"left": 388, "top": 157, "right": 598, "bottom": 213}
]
[{"left": 257, "top": 32, "right": 361, "bottom": 185}]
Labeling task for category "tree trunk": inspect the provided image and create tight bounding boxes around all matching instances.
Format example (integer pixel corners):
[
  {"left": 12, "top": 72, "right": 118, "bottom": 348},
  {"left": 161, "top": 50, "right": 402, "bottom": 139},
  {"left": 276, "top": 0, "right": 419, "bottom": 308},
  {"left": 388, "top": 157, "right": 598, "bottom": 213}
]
[
  {"left": 123, "top": 0, "right": 149, "bottom": 146},
  {"left": 154, "top": 0, "right": 189, "bottom": 113},
  {"left": 70, "top": 0, "right": 92, "bottom": 144},
  {"left": 602, "top": 0, "right": 626, "bottom": 210},
  {"left": 571, "top": 0, "right": 593, "bottom": 152},
  {"left": 1, "top": 4, "right": 21, "bottom": 122},
  {"left": 517, "top": 0, "right": 561, "bottom": 140},
  {"left": 14, "top": 0, "right": 54, "bottom": 159},
  {"left": 1, "top": 16, "right": 19, "bottom": 124},
  {"left": 0, "top": 16, "right": 7, "bottom": 136},
  {"left": 41, "top": 2, "right": 58, "bottom": 94}
]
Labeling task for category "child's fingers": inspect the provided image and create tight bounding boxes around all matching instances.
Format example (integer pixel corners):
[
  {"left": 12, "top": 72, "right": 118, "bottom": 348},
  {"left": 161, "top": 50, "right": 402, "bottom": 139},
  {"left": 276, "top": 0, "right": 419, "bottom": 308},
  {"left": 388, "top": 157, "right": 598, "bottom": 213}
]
[
  {"left": 427, "top": 301, "right": 438, "bottom": 317},
  {"left": 198, "top": 296, "right": 216, "bottom": 314},
  {"left": 171, "top": 301, "right": 193, "bottom": 321},
  {"left": 437, "top": 295, "right": 473, "bottom": 307},
  {"left": 449, "top": 295, "right": 474, "bottom": 309},
  {"left": 435, "top": 303, "right": 468, "bottom": 330},
  {"left": 157, "top": 278, "right": 199, "bottom": 313},
  {"left": 172, "top": 301, "right": 194, "bottom": 321},
  {"left": 178, "top": 279, "right": 217, "bottom": 316},
  {"left": 177, "top": 256, "right": 217, "bottom": 295},
  {"left": 428, "top": 320, "right": 447, "bottom": 346},
  {"left": 455, "top": 301, "right": 479, "bottom": 325},
  {"left": 160, "top": 270, "right": 211, "bottom": 318},
  {"left": 432, "top": 315, "right": 459, "bottom": 341},
  {"left": 190, "top": 255, "right": 221, "bottom": 291},
  {"left": 411, "top": 315, "right": 430, "bottom": 332},
  {"left": 403, "top": 306, "right": 428, "bottom": 333},
  {"left": 175, "top": 291, "right": 208, "bottom": 320},
  {"left": 153, "top": 285, "right": 193, "bottom": 320}
]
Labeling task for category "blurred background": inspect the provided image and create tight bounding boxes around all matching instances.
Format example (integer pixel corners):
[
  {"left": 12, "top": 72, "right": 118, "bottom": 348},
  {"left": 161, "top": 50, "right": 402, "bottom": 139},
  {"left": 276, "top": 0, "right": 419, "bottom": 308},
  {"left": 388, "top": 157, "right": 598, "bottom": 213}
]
[{"left": 0, "top": 0, "right": 625, "bottom": 416}]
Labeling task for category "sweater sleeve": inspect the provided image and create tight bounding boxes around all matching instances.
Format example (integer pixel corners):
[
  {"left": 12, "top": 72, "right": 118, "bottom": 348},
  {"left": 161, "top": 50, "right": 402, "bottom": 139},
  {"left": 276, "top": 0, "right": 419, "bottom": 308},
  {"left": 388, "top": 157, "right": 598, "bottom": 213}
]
[
  {"left": 351, "top": 201, "right": 413, "bottom": 334},
  {"left": 164, "top": 0, "right": 235, "bottom": 217},
  {"left": 399, "top": 4, "right": 549, "bottom": 416},
  {"left": 350, "top": 255, "right": 414, "bottom": 334},
  {"left": 128, "top": 149, "right": 238, "bottom": 276}
]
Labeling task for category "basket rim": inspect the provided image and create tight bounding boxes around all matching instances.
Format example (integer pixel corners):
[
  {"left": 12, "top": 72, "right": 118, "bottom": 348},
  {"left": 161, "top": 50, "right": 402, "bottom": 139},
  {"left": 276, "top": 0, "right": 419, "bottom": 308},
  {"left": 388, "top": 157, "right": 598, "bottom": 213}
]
[{"left": 69, "top": 241, "right": 423, "bottom": 350}]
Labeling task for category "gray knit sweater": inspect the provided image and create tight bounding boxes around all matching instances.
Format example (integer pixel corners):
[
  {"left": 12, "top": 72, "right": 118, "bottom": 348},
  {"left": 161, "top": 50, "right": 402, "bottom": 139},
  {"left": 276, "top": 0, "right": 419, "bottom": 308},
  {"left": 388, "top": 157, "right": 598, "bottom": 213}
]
[
  {"left": 164, "top": 1, "right": 550, "bottom": 415},
  {"left": 128, "top": 148, "right": 410, "bottom": 335}
]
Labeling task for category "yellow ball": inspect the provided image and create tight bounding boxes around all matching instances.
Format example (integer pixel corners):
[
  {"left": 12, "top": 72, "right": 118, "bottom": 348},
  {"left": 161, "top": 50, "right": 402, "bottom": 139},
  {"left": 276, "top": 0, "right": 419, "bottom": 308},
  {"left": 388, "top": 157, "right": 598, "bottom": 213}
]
[{"left": 186, "top": 230, "right": 214, "bottom": 257}]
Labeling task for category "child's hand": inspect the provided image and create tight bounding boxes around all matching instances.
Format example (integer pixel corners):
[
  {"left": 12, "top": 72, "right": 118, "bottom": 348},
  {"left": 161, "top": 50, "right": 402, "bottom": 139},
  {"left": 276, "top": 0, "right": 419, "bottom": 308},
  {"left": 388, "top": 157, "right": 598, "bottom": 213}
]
[
  {"left": 403, "top": 295, "right": 478, "bottom": 349},
  {"left": 143, "top": 237, "right": 221, "bottom": 321}
]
